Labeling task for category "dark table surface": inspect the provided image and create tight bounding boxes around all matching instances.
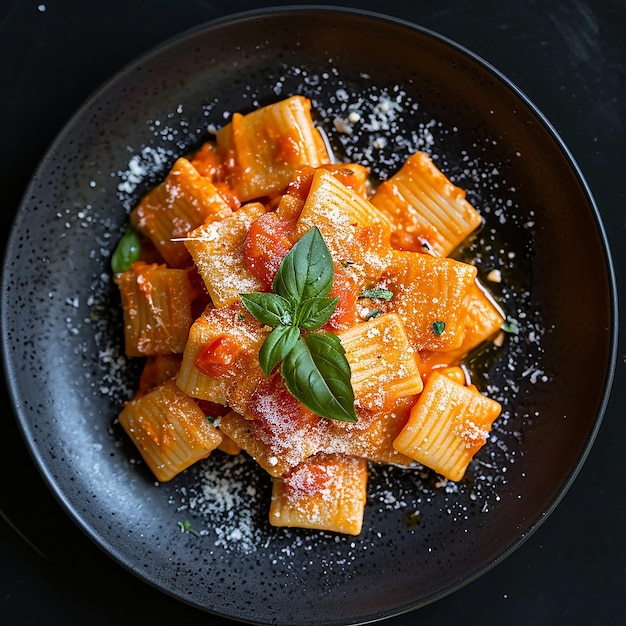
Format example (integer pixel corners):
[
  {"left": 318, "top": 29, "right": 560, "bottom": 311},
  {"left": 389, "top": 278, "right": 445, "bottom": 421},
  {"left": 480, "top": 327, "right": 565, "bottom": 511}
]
[{"left": 1, "top": 1, "right": 624, "bottom": 624}]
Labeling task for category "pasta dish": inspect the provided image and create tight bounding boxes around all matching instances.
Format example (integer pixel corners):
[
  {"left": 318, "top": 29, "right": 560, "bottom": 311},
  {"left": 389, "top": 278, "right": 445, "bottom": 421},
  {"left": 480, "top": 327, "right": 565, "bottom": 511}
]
[{"left": 111, "top": 95, "right": 505, "bottom": 536}]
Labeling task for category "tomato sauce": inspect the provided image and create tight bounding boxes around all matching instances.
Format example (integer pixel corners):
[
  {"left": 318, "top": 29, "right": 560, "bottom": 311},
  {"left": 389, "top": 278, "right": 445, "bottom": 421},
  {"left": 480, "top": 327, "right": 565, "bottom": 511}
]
[
  {"left": 243, "top": 212, "right": 296, "bottom": 290},
  {"left": 247, "top": 373, "right": 319, "bottom": 445},
  {"left": 194, "top": 335, "right": 241, "bottom": 378},
  {"left": 324, "top": 263, "right": 359, "bottom": 330},
  {"left": 283, "top": 461, "right": 331, "bottom": 499}
]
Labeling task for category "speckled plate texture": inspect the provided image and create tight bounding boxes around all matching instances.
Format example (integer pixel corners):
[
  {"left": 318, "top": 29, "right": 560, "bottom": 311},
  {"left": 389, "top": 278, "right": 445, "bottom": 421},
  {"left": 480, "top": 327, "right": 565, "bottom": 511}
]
[{"left": 1, "top": 7, "right": 617, "bottom": 626}]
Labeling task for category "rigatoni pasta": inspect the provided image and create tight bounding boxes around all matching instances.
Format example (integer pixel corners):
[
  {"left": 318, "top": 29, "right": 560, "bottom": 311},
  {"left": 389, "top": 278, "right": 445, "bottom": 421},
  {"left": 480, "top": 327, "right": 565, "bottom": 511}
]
[
  {"left": 370, "top": 150, "right": 483, "bottom": 256},
  {"left": 392, "top": 370, "right": 502, "bottom": 481},
  {"left": 111, "top": 95, "right": 506, "bottom": 535},
  {"left": 215, "top": 94, "right": 331, "bottom": 201},
  {"left": 115, "top": 261, "right": 195, "bottom": 357},
  {"left": 118, "top": 378, "right": 223, "bottom": 482},
  {"left": 269, "top": 453, "right": 368, "bottom": 536},
  {"left": 130, "top": 156, "right": 233, "bottom": 268}
]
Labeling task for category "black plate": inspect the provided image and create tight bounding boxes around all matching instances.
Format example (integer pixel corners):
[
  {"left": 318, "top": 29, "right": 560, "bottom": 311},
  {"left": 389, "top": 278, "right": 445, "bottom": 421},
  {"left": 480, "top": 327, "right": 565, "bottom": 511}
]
[{"left": 1, "top": 7, "right": 617, "bottom": 626}]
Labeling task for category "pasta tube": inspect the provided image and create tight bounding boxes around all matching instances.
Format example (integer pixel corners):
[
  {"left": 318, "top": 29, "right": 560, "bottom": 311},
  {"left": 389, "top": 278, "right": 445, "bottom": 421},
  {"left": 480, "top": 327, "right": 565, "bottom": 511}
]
[
  {"left": 371, "top": 151, "right": 482, "bottom": 255},
  {"left": 393, "top": 370, "right": 501, "bottom": 481},
  {"left": 269, "top": 453, "right": 368, "bottom": 535},
  {"left": 118, "top": 379, "right": 223, "bottom": 482}
]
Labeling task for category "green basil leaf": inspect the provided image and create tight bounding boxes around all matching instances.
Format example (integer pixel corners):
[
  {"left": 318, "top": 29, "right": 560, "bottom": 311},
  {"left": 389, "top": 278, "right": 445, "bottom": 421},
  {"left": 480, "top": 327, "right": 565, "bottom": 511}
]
[
  {"left": 281, "top": 333, "right": 357, "bottom": 422},
  {"left": 359, "top": 288, "right": 393, "bottom": 301},
  {"left": 273, "top": 227, "right": 334, "bottom": 305},
  {"left": 111, "top": 226, "right": 141, "bottom": 274},
  {"left": 297, "top": 297, "right": 339, "bottom": 331},
  {"left": 239, "top": 292, "right": 293, "bottom": 327},
  {"left": 259, "top": 325, "right": 300, "bottom": 375}
]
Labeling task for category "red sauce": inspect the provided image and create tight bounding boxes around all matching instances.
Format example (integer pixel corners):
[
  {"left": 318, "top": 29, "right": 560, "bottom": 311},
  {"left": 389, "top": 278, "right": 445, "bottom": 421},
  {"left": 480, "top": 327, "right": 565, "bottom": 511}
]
[
  {"left": 194, "top": 335, "right": 241, "bottom": 378},
  {"left": 195, "top": 398, "right": 228, "bottom": 420},
  {"left": 283, "top": 461, "right": 331, "bottom": 499},
  {"left": 243, "top": 212, "right": 296, "bottom": 290},
  {"left": 275, "top": 134, "right": 302, "bottom": 164},
  {"left": 323, "top": 263, "right": 359, "bottom": 330},
  {"left": 283, "top": 166, "right": 316, "bottom": 200},
  {"left": 247, "top": 373, "right": 319, "bottom": 445}
]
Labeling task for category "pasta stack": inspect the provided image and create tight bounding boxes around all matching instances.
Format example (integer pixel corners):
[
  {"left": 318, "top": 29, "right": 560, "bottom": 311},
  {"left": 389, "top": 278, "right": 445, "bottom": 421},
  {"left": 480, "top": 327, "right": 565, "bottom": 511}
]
[{"left": 114, "top": 95, "right": 504, "bottom": 535}]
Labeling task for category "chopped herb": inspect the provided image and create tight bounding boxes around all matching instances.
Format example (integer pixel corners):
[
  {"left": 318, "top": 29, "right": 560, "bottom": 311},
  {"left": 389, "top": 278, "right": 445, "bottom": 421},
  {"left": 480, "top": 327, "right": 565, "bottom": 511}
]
[
  {"left": 341, "top": 260, "right": 354, "bottom": 267},
  {"left": 432, "top": 320, "right": 446, "bottom": 336},
  {"left": 366, "top": 308, "right": 383, "bottom": 320},
  {"left": 240, "top": 227, "right": 357, "bottom": 423},
  {"left": 404, "top": 510, "right": 423, "bottom": 529},
  {"left": 177, "top": 520, "right": 200, "bottom": 536},
  {"left": 502, "top": 317, "right": 520, "bottom": 335},
  {"left": 359, "top": 287, "right": 393, "bottom": 301}
]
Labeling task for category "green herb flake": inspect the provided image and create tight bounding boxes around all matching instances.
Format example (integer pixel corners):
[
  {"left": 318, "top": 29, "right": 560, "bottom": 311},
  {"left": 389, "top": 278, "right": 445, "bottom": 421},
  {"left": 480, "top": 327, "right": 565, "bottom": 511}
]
[
  {"left": 365, "top": 309, "right": 383, "bottom": 320},
  {"left": 502, "top": 317, "right": 520, "bottom": 335},
  {"left": 239, "top": 227, "right": 357, "bottom": 423},
  {"left": 404, "top": 510, "right": 423, "bottom": 530},
  {"left": 177, "top": 520, "right": 200, "bottom": 536},
  {"left": 359, "top": 288, "right": 393, "bottom": 301},
  {"left": 432, "top": 320, "right": 446, "bottom": 336}
]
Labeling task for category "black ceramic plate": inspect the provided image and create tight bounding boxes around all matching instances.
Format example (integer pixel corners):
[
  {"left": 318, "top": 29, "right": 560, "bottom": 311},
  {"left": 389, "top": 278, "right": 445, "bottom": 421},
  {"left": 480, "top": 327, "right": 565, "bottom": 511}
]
[{"left": 1, "top": 7, "right": 617, "bottom": 626}]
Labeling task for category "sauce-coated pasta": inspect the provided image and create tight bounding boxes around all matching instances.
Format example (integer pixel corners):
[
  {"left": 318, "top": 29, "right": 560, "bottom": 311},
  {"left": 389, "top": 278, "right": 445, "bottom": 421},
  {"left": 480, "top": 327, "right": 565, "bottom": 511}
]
[{"left": 113, "top": 95, "right": 505, "bottom": 535}]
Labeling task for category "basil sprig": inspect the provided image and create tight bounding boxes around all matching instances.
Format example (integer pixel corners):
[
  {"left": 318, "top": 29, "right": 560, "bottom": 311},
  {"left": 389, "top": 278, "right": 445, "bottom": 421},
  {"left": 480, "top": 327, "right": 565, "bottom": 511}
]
[{"left": 240, "top": 227, "right": 357, "bottom": 423}]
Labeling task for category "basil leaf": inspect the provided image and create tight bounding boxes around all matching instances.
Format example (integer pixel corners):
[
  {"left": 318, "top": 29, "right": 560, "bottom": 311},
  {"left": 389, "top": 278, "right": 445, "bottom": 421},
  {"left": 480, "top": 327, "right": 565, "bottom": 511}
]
[
  {"left": 259, "top": 325, "right": 300, "bottom": 375},
  {"left": 239, "top": 292, "right": 293, "bottom": 327},
  {"left": 273, "top": 227, "right": 334, "bottom": 305},
  {"left": 111, "top": 226, "right": 141, "bottom": 274},
  {"left": 359, "top": 288, "right": 393, "bottom": 301},
  {"left": 297, "top": 297, "right": 339, "bottom": 331},
  {"left": 281, "top": 333, "right": 357, "bottom": 422}
]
